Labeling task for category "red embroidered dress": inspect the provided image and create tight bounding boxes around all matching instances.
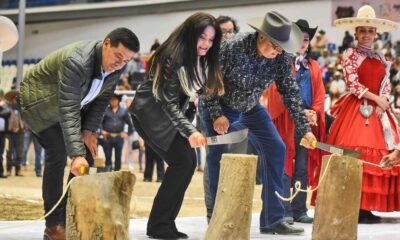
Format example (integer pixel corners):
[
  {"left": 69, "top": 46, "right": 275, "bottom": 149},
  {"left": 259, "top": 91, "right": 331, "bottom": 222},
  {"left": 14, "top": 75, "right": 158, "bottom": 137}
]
[{"left": 327, "top": 45, "right": 400, "bottom": 211}]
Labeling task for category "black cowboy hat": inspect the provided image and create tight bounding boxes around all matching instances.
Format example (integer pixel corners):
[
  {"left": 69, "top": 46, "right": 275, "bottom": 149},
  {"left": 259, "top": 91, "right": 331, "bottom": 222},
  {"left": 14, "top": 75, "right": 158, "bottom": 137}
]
[
  {"left": 248, "top": 11, "right": 303, "bottom": 54},
  {"left": 294, "top": 19, "right": 318, "bottom": 41}
]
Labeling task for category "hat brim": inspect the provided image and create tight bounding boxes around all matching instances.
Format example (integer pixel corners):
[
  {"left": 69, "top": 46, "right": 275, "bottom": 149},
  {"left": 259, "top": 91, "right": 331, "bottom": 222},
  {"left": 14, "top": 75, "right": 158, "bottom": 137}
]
[
  {"left": 297, "top": 25, "right": 317, "bottom": 41},
  {"left": 4, "top": 90, "right": 19, "bottom": 102},
  {"left": 334, "top": 17, "right": 399, "bottom": 32},
  {"left": 248, "top": 17, "right": 303, "bottom": 54}
]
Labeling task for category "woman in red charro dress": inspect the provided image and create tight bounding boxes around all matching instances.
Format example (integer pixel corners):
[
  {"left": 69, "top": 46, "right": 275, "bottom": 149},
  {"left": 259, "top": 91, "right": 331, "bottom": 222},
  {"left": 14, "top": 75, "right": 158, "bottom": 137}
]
[{"left": 327, "top": 5, "right": 400, "bottom": 222}]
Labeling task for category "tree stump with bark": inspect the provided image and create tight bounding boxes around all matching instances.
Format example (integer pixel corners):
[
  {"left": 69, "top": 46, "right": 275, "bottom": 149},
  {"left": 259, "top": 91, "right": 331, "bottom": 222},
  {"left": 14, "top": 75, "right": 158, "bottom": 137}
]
[
  {"left": 205, "top": 154, "right": 258, "bottom": 240},
  {"left": 66, "top": 171, "right": 136, "bottom": 240},
  {"left": 312, "top": 155, "right": 362, "bottom": 240}
]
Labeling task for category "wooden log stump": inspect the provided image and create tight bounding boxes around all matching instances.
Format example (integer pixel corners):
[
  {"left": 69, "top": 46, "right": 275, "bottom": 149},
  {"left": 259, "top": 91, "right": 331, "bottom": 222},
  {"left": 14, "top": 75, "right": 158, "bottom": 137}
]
[
  {"left": 312, "top": 155, "right": 362, "bottom": 240},
  {"left": 66, "top": 171, "right": 136, "bottom": 240},
  {"left": 205, "top": 154, "right": 258, "bottom": 240}
]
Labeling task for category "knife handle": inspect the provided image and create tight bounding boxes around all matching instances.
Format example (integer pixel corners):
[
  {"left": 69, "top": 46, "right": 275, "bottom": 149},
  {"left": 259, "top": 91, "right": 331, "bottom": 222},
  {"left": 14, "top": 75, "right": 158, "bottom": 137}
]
[
  {"left": 79, "top": 166, "right": 88, "bottom": 175},
  {"left": 300, "top": 138, "right": 317, "bottom": 148}
]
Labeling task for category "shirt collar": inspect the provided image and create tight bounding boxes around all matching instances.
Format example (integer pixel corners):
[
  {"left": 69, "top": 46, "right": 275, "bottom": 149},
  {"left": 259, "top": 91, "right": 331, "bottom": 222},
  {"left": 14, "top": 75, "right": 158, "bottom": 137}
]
[{"left": 356, "top": 44, "right": 375, "bottom": 58}]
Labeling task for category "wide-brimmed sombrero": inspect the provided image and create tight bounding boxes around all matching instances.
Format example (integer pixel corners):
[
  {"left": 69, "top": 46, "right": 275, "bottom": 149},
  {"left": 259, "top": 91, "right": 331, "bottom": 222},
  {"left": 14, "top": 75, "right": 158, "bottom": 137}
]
[
  {"left": 334, "top": 5, "right": 399, "bottom": 32},
  {"left": 248, "top": 11, "right": 303, "bottom": 54}
]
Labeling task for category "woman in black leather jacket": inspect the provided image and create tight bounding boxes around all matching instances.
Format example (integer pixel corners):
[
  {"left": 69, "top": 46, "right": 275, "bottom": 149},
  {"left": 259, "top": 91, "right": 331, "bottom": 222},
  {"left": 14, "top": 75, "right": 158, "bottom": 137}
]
[{"left": 129, "top": 12, "right": 224, "bottom": 239}]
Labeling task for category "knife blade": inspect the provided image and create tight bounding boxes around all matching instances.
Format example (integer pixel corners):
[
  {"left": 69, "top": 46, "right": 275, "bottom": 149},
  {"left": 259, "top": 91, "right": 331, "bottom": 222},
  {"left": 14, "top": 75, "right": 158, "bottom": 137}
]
[
  {"left": 206, "top": 129, "right": 248, "bottom": 145},
  {"left": 301, "top": 139, "right": 361, "bottom": 158}
]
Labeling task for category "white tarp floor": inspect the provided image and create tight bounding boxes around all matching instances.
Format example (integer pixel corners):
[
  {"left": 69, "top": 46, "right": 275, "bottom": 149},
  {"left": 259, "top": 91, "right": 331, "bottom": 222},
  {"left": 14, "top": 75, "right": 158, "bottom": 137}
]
[{"left": 0, "top": 211, "right": 399, "bottom": 239}]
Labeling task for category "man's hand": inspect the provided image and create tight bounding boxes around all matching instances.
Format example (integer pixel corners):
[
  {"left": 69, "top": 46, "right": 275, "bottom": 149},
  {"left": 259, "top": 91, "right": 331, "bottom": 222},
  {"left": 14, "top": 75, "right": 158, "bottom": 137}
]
[
  {"left": 82, "top": 130, "right": 98, "bottom": 158},
  {"left": 300, "top": 132, "right": 317, "bottom": 149},
  {"left": 213, "top": 115, "right": 229, "bottom": 135},
  {"left": 70, "top": 156, "right": 89, "bottom": 176},
  {"left": 121, "top": 132, "right": 128, "bottom": 139},
  {"left": 188, "top": 131, "right": 207, "bottom": 148},
  {"left": 305, "top": 109, "right": 318, "bottom": 126},
  {"left": 380, "top": 150, "right": 400, "bottom": 169},
  {"left": 102, "top": 131, "right": 108, "bottom": 140}
]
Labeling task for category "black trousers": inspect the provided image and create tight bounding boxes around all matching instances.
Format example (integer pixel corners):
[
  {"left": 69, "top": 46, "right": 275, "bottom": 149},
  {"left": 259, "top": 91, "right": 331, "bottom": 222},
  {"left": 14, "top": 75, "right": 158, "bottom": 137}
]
[
  {"left": 144, "top": 143, "right": 165, "bottom": 181},
  {"left": 34, "top": 123, "right": 93, "bottom": 227},
  {"left": 132, "top": 116, "right": 196, "bottom": 235}
]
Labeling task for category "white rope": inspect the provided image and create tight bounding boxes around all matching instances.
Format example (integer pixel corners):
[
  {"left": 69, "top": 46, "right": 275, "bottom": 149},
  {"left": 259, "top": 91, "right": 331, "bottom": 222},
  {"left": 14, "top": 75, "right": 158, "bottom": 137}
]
[
  {"left": 0, "top": 177, "right": 77, "bottom": 230},
  {"left": 276, "top": 154, "right": 400, "bottom": 202}
]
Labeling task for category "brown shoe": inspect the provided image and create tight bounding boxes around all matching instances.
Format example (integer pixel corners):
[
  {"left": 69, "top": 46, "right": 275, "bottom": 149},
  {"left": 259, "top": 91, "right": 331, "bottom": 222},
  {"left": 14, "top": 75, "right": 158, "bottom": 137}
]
[
  {"left": 15, "top": 171, "right": 24, "bottom": 177},
  {"left": 44, "top": 225, "right": 66, "bottom": 240}
]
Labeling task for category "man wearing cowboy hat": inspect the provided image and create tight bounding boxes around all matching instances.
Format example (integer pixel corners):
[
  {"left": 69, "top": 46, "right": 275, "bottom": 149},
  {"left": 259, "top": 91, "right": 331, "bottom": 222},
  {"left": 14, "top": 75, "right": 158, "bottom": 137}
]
[
  {"left": 19, "top": 28, "right": 139, "bottom": 239},
  {"left": 199, "top": 11, "right": 316, "bottom": 235},
  {"left": 4, "top": 89, "right": 25, "bottom": 177}
]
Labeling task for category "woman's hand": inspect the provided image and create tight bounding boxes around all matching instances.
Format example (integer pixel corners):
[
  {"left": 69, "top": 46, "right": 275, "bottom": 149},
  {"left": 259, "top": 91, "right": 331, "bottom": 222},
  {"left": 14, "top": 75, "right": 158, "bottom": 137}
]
[
  {"left": 189, "top": 131, "right": 207, "bottom": 148},
  {"left": 380, "top": 150, "right": 400, "bottom": 169},
  {"left": 375, "top": 96, "right": 389, "bottom": 112},
  {"left": 213, "top": 115, "right": 229, "bottom": 135}
]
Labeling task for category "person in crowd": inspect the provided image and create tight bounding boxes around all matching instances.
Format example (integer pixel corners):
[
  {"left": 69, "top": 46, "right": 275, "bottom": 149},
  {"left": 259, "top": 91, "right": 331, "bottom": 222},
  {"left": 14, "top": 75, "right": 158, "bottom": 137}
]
[
  {"left": 150, "top": 38, "right": 161, "bottom": 52},
  {"left": 5, "top": 89, "right": 25, "bottom": 177},
  {"left": 199, "top": 11, "right": 316, "bottom": 235},
  {"left": 0, "top": 89, "right": 10, "bottom": 178},
  {"left": 267, "top": 19, "right": 325, "bottom": 224},
  {"left": 329, "top": 71, "right": 346, "bottom": 96},
  {"left": 326, "top": 5, "right": 400, "bottom": 223},
  {"left": 216, "top": 15, "right": 239, "bottom": 41},
  {"left": 143, "top": 142, "right": 165, "bottom": 182},
  {"left": 129, "top": 12, "right": 224, "bottom": 239},
  {"left": 19, "top": 28, "right": 139, "bottom": 239},
  {"left": 21, "top": 130, "right": 44, "bottom": 177},
  {"left": 339, "top": 30, "right": 354, "bottom": 53},
  {"left": 101, "top": 94, "right": 134, "bottom": 171}
]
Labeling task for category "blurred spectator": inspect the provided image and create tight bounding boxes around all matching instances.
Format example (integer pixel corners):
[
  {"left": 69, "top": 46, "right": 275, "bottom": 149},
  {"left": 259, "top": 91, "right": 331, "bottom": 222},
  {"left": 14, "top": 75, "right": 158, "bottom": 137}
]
[
  {"left": 0, "top": 90, "right": 10, "bottom": 178},
  {"left": 216, "top": 15, "right": 239, "bottom": 42},
  {"left": 150, "top": 38, "right": 160, "bottom": 52},
  {"left": 339, "top": 31, "right": 354, "bottom": 53},
  {"left": 329, "top": 71, "right": 346, "bottom": 96},
  {"left": 143, "top": 143, "right": 165, "bottom": 182},
  {"left": 22, "top": 130, "right": 44, "bottom": 177},
  {"left": 101, "top": 94, "right": 134, "bottom": 171},
  {"left": 4, "top": 90, "right": 25, "bottom": 177}
]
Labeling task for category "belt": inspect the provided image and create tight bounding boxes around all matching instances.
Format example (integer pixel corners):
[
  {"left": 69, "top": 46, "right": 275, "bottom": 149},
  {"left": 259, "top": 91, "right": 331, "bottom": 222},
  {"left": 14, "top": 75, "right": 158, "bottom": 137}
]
[{"left": 108, "top": 132, "right": 122, "bottom": 137}]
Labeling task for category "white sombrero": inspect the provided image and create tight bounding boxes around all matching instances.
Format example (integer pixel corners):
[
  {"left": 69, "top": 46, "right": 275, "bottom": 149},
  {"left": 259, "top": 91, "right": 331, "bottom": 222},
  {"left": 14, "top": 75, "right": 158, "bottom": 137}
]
[{"left": 334, "top": 5, "right": 399, "bottom": 32}]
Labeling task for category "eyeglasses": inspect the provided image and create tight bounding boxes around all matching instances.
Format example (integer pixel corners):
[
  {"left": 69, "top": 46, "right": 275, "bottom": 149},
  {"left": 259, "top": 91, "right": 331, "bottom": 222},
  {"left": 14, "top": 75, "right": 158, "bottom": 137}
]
[{"left": 221, "top": 29, "right": 235, "bottom": 35}]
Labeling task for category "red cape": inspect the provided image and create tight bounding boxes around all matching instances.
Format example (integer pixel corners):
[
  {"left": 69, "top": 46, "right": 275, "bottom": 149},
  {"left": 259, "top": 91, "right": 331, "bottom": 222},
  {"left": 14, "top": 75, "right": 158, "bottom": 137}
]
[{"left": 267, "top": 58, "right": 326, "bottom": 187}]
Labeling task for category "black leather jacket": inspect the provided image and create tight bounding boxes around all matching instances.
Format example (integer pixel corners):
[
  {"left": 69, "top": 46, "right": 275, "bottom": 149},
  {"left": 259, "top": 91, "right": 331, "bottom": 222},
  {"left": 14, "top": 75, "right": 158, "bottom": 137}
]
[{"left": 130, "top": 60, "right": 197, "bottom": 151}]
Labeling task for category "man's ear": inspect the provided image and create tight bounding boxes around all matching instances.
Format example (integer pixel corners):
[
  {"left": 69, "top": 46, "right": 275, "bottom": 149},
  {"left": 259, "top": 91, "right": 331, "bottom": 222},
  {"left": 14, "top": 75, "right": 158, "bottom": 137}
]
[{"left": 103, "top": 38, "right": 111, "bottom": 47}]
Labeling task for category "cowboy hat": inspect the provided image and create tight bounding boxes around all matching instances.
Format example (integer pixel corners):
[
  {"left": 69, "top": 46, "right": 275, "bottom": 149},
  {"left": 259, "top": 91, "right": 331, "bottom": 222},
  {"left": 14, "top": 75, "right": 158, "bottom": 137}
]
[
  {"left": 4, "top": 90, "right": 19, "bottom": 102},
  {"left": 334, "top": 5, "right": 399, "bottom": 32},
  {"left": 294, "top": 19, "right": 318, "bottom": 41},
  {"left": 248, "top": 11, "right": 303, "bottom": 54}
]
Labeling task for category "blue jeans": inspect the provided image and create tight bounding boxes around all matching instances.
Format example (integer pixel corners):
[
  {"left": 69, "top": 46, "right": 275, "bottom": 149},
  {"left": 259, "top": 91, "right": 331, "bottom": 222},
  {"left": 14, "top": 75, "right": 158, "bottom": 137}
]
[
  {"left": 103, "top": 136, "right": 124, "bottom": 171},
  {"left": 198, "top": 101, "right": 286, "bottom": 228},
  {"left": 282, "top": 135, "right": 308, "bottom": 219},
  {"left": 22, "top": 130, "right": 43, "bottom": 176}
]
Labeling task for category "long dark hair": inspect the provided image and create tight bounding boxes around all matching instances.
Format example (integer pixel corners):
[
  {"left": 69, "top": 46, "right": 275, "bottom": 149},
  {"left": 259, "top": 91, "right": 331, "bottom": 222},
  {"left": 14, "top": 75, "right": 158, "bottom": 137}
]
[{"left": 147, "top": 12, "right": 224, "bottom": 98}]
